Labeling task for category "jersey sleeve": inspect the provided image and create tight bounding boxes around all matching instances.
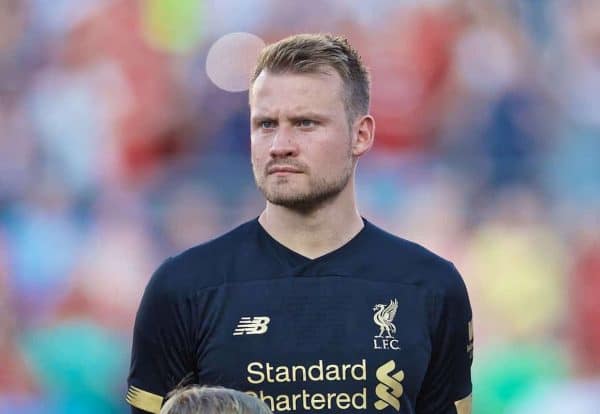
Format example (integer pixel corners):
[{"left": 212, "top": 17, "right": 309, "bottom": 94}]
[
  {"left": 126, "top": 258, "right": 196, "bottom": 413},
  {"left": 417, "top": 264, "right": 473, "bottom": 414}
]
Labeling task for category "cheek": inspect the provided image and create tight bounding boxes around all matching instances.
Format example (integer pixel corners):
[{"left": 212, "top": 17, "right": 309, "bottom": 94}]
[
  {"left": 318, "top": 135, "right": 351, "bottom": 164},
  {"left": 250, "top": 140, "right": 263, "bottom": 162},
  {"left": 251, "top": 134, "right": 269, "bottom": 148},
  {"left": 251, "top": 152, "right": 269, "bottom": 176},
  {"left": 250, "top": 152, "right": 261, "bottom": 168}
]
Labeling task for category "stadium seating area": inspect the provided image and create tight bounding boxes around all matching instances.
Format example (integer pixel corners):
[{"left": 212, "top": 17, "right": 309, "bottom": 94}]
[{"left": 1, "top": 0, "right": 599, "bottom": 412}]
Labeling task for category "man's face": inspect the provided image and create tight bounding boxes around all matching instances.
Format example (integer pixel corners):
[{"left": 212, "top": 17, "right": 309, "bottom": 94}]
[{"left": 250, "top": 69, "right": 354, "bottom": 210}]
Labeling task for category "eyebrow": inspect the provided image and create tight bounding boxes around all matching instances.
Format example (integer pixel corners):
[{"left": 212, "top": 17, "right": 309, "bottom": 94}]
[
  {"left": 288, "top": 112, "right": 327, "bottom": 121},
  {"left": 251, "top": 112, "right": 328, "bottom": 123}
]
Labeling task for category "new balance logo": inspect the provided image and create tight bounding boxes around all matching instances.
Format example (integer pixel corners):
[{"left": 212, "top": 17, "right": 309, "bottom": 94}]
[
  {"left": 233, "top": 316, "right": 270, "bottom": 335},
  {"left": 374, "top": 360, "right": 405, "bottom": 411}
]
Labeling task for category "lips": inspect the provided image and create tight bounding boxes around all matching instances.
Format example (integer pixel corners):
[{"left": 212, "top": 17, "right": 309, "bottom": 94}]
[{"left": 267, "top": 165, "right": 302, "bottom": 174}]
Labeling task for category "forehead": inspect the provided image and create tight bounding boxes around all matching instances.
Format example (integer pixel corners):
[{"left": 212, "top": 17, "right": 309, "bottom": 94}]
[{"left": 249, "top": 70, "right": 345, "bottom": 115}]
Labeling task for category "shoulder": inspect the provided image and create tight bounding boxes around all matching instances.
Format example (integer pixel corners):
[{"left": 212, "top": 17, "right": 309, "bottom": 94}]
[
  {"left": 145, "top": 219, "right": 258, "bottom": 299},
  {"left": 364, "top": 220, "right": 466, "bottom": 293}
]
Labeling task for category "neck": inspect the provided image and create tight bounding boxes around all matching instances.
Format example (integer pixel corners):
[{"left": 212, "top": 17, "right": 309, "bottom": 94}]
[{"left": 258, "top": 182, "right": 364, "bottom": 259}]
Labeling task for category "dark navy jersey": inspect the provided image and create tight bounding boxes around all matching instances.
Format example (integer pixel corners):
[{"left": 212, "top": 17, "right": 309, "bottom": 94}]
[{"left": 127, "top": 218, "right": 473, "bottom": 414}]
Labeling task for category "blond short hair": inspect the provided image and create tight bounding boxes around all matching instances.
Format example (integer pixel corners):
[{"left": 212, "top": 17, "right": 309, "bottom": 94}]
[
  {"left": 251, "top": 33, "right": 370, "bottom": 123},
  {"left": 159, "top": 385, "right": 272, "bottom": 414}
]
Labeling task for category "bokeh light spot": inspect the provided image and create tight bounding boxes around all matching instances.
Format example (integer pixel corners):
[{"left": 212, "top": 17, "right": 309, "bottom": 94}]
[
  {"left": 206, "top": 32, "right": 266, "bottom": 92},
  {"left": 141, "top": 0, "right": 204, "bottom": 53}
]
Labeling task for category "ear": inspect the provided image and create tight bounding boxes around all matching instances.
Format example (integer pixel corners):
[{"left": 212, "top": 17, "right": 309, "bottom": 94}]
[{"left": 352, "top": 114, "right": 375, "bottom": 157}]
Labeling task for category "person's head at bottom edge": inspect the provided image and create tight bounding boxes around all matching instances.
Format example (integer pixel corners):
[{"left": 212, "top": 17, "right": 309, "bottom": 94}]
[{"left": 160, "top": 385, "right": 272, "bottom": 414}]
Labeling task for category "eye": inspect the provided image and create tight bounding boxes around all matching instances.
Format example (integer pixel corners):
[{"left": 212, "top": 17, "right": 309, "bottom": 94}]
[
  {"left": 260, "top": 120, "right": 276, "bottom": 129},
  {"left": 297, "top": 119, "right": 316, "bottom": 128}
]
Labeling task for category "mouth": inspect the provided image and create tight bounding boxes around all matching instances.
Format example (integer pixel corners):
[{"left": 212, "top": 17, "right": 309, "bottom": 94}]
[{"left": 267, "top": 165, "right": 303, "bottom": 175}]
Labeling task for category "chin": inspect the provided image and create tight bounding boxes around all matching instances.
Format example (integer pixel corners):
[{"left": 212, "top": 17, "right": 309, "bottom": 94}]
[
  {"left": 265, "top": 190, "right": 307, "bottom": 206},
  {"left": 259, "top": 173, "right": 350, "bottom": 210},
  {"left": 266, "top": 188, "right": 342, "bottom": 212}
]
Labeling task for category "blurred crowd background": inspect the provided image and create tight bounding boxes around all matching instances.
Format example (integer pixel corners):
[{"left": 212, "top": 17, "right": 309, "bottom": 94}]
[{"left": 1, "top": 0, "right": 599, "bottom": 413}]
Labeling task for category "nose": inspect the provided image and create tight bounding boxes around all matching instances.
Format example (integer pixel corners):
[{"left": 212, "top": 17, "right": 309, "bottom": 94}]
[{"left": 269, "top": 126, "right": 298, "bottom": 158}]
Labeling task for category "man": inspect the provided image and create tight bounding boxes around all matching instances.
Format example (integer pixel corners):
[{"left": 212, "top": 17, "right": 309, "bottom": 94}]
[
  {"left": 159, "top": 385, "right": 272, "bottom": 414},
  {"left": 127, "top": 34, "right": 473, "bottom": 414}
]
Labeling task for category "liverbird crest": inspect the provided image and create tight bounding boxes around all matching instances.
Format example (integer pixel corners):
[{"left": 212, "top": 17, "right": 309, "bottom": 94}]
[{"left": 373, "top": 299, "right": 398, "bottom": 339}]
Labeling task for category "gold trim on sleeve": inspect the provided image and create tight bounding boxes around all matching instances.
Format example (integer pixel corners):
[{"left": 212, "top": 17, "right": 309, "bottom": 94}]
[
  {"left": 126, "top": 385, "right": 164, "bottom": 413},
  {"left": 454, "top": 393, "right": 472, "bottom": 414}
]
